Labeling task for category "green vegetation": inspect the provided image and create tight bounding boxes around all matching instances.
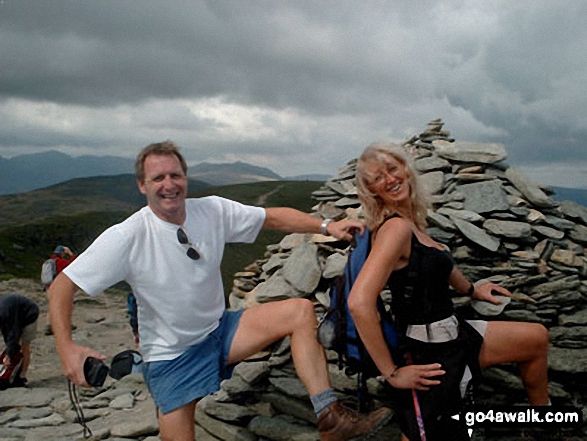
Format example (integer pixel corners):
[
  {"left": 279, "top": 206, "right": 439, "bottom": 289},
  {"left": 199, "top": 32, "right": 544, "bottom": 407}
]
[
  {"left": 0, "top": 175, "right": 210, "bottom": 228},
  {"left": 0, "top": 211, "right": 131, "bottom": 279},
  {"left": 0, "top": 178, "right": 323, "bottom": 301},
  {"left": 195, "top": 180, "right": 322, "bottom": 296}
]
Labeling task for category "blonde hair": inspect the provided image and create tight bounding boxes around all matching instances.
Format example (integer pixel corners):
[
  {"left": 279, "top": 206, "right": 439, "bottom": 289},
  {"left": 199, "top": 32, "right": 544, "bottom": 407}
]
[{"left": 356, "top": 142, "right": 429, "bottom": 231}]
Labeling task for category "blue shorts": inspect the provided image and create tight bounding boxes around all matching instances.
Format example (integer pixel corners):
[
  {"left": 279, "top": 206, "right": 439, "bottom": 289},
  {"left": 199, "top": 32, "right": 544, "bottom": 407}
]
[{"left": 142, "top": 309, "right": 244, "bottom": 414}]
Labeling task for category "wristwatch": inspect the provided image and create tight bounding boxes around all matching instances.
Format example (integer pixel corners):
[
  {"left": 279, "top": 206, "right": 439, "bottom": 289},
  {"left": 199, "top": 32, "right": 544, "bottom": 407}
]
[{"left": 320, "top": 219, "right": 332, "bottom": 236}]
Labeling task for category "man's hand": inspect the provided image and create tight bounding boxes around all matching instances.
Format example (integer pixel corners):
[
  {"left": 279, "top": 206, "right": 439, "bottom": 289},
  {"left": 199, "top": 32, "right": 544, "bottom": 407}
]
[
  {"left": 326, "top": 219, "right": 365, "bottom": 241},
  {"left": 59, "top": 342, "right": 105, "bottom": 387}
]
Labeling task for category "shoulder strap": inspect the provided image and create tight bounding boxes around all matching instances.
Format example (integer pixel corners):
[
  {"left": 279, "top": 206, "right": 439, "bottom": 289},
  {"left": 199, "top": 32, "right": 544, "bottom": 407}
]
[
  {"left": 403, "top": 234, "right": 420, "bottom": 299},
  {"left": 371, "top": 213, "right": 399, "bottom": 241}
]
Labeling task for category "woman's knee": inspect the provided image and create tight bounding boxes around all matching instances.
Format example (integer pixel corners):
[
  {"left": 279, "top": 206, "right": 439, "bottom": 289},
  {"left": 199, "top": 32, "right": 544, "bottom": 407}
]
[{"left": 530, "top": 323, "right": 549, "bottom": 352}]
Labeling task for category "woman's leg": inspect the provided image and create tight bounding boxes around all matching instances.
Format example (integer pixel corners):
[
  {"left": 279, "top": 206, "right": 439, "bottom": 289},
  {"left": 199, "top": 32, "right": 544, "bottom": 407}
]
[{"left": 478, "top": 321, "right": 549, "bottom": 405}]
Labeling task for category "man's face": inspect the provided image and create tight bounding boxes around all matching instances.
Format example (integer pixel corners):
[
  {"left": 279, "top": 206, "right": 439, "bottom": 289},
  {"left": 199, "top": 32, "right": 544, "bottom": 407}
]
[{"left": 138, "top": 154, "right": 188, "bottom": 224}]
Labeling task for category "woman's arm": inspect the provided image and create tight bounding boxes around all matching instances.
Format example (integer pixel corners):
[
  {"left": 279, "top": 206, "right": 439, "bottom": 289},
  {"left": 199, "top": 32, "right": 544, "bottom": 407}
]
[
  {"left": 348, "top": 218, "right": 444, "bottom": 389},
  {"left": 449, "top": 267, "right": 511, "bottom": 303}
]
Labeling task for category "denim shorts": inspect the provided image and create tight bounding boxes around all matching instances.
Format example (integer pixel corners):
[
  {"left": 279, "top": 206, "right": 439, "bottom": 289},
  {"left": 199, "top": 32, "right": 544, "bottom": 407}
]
[{"left": 142, "top": 309, "right": 244, "bottom": 414}]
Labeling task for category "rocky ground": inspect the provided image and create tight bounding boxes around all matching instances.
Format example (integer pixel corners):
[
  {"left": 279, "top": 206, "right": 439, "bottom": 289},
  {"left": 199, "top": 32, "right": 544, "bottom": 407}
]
[
  {"left": 0, "top": 278, "right": 161, "bottom": 441},
  {"left": 0, "top": 278, "right": 136, "bottom": 389}
]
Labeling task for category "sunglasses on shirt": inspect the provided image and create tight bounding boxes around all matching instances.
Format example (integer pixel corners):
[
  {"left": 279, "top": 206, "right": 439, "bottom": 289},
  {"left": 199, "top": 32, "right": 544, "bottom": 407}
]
[{"left": 177, "top": 227, "right": 201, "bottom": 260}]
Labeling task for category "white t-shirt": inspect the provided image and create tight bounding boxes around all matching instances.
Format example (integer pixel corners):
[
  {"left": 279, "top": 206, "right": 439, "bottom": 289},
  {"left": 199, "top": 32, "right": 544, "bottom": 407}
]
[{"left": 64, "top": 196, "right": 265, "bottom": 362}]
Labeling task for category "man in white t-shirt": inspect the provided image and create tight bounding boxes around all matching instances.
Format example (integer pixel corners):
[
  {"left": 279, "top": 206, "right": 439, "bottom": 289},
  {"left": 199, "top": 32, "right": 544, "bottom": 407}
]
[{"left": 49, "top": 141, "right": 391, "bottom": 441}]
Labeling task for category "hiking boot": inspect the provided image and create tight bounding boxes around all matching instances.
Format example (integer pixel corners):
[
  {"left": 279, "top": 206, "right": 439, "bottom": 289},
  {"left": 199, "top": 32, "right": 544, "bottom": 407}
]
[
  {"left": 11, "top": 376, "right": 28, "bottom": 388},
  {"left": 317, "top": 401, "right": 392, "bottom": 441}
]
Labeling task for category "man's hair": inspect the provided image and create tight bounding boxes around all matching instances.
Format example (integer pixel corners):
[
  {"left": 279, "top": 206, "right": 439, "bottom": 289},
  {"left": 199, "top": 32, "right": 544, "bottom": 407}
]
[
  {"left": 356, "top": 142, "right": 430, "bottom": 230},
  {"left": 135, "top": 141, "right": 188, "bottom": 183}
]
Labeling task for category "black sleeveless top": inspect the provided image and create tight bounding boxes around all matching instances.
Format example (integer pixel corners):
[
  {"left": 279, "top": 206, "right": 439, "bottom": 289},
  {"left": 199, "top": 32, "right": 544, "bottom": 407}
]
[{"left": 388, "top": 233, "right": 455, "bottom": 329}]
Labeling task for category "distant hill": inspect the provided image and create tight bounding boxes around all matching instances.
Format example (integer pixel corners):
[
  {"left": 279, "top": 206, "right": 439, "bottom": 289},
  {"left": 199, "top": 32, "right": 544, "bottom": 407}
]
[
  {"left": 0, "top": 151, "right": 135, "bottom": 195},
  {"left": 285, "top": 173, "right": 330, "bottom": 182},
  {"left": 0, "top": 174, "right": 211, "bottom": 228},
  {"left": 189, "top": 161, "right": 282, "bottom": 186},
  {"left": 0, "top": 178, "right": 322, "bottom": 298},
  {"left": 552, "top": 186, "right": 587, "bottom": 207},
  {"left": 0, "top": 151, "right": 326, "bottom": 195},
  {"left": 194, "top": 180, "right": 323, "bottom": 294}
]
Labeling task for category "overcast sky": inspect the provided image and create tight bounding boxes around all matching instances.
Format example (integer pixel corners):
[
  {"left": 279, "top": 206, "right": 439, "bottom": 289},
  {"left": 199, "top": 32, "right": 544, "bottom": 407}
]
[{"left": 1, "top": 1, "right": 586, "bottom": 187}]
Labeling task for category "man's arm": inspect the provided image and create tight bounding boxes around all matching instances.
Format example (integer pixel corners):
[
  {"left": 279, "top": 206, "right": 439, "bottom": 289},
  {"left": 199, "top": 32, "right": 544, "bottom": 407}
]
[
  {"left": 49, "top": 273, "right": 105, "bottom": 386},
  {"left": 263, "top": 207, "right": 363, "bottom": 241}
]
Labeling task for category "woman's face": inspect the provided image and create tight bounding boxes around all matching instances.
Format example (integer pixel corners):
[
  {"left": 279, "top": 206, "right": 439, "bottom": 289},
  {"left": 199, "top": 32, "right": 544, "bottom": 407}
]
[{"left": 364, "top": 156, "right": 410, "bottom": 205}]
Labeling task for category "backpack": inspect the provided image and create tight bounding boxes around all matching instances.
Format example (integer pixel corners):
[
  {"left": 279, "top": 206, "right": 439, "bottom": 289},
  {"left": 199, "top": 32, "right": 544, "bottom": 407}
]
[
  {"left": 0, "top": 350, "right": 24, "bottom": 390},
  {"left": 127, "top": 292, "right": 138, "bottom": 336},
  {"left": 41, "top": 258, "right": 57, "bottom": 285},
  {"left": 317, "top": 228, "right": 401, "bottom": 411}
]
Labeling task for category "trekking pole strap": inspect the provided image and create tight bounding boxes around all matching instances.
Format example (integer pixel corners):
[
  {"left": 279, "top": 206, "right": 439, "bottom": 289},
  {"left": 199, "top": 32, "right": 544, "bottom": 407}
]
[{"left": 67, "top": 379, "right": 93, "bottom": 439}]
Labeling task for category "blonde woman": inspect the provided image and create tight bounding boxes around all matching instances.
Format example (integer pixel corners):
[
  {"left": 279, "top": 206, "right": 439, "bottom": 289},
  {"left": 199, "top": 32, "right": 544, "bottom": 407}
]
[{"left": 348, "top": 143, "right": 549, "bottom": 440}]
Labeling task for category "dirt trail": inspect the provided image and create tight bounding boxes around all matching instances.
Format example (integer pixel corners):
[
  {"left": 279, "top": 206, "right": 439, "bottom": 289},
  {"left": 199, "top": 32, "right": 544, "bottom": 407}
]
[{"left": 255, "top": 184, "right": 284, "bottom": 206}]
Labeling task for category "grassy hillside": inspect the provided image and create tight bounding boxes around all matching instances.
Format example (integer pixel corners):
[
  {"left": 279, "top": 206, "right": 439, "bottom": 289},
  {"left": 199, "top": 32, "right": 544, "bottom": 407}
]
[
  {"left": 193, "top": 180, "right": 322, "bottom": 296},
  {"left": 0, "top": 179, "right": 323, "bottom": 299},
  {"left": 0, "top": 175, "right": 211, "bottom": 228},
  {"left": 0, "top": 211, "right": 131, "bottom": 281}
]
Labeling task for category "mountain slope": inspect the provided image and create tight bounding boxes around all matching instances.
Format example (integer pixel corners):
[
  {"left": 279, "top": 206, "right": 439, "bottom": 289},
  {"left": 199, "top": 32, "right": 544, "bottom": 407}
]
[
  {"left": 0, "top": 151, "right": 135, "bottom": 195},
  {"left": 552, "top": 186, "right": 587, "bottom": 207},
  {"left": 0, "top": 174, "right": 211, "bottom": 228},
  {"left": 189, "top": 161, "right": 282, "bottom": 186},
  {"left": 0, "top": 179, "right": 323, "bottom": 292}
]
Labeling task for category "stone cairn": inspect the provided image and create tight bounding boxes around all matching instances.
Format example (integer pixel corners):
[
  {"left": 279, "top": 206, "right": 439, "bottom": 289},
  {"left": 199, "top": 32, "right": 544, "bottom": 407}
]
[
  {"left": 215, "top": 119, "right": 587, "bottom": 440},
  {"left": 1, "top": 119, "right": 586, "bottom": 440}
]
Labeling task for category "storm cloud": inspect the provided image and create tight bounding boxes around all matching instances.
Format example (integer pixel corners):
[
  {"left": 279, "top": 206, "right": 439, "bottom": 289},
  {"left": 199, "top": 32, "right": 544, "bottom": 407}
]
[{"left": 1, "top": 0, "right": 586, "bottom": 186}]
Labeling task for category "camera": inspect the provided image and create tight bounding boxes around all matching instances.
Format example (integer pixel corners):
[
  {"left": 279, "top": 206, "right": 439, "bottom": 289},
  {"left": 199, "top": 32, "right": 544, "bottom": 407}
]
[{"left": 83, "top": 357, "right": 109, "bottom": 387}]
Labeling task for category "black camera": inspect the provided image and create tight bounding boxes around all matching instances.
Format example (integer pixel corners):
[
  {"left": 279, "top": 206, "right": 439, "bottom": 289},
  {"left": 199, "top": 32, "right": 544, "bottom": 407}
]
[{"left": 83, "top": 357, "right": 109, "bottom": 387}]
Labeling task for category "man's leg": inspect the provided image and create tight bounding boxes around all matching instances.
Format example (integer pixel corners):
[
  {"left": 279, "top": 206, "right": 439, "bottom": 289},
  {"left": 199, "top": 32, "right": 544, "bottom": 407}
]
[
  {"left": 20, "top": 342, "right": 31, "bottom": 378},
  {"left": 479, "top": 321, "right": 549, "bottom": 405},
  {"left": 228, "top": 298, "right": 391, "bottom": 440},
  {"left": 228, "top": 298, "right": 330, "bottom": 395},
  {"left": 158, "top": 401, "right": 197, "bottom": 441}
]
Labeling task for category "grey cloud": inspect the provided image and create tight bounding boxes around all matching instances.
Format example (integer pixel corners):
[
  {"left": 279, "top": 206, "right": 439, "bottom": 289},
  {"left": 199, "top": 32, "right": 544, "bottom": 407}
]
[{"left": 0, "top": 0, "right": 586, "bottom": 186}]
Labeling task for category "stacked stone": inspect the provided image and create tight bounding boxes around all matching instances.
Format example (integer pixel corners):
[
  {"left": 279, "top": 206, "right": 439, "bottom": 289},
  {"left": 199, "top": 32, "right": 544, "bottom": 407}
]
[{"left": 199, "top": 119, "right": 587, "bottom": 440}]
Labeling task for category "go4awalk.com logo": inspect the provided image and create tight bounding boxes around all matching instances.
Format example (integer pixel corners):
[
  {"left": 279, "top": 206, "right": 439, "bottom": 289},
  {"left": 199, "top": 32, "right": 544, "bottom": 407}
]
[{"left": 451, "top": 405, "right": 582, "bottom": 438}]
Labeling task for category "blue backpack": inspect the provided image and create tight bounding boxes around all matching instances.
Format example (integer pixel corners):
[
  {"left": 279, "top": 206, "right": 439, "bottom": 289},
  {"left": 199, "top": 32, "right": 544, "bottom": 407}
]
[{"left": 318, "top": 228, "right": 401, "bottom": 411}]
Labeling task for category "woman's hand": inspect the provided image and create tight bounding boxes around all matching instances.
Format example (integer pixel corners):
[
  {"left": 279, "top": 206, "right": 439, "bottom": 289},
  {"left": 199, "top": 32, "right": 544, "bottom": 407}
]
[
  {"left": 471, "top": 282, "right": 511, "bottom": 305},
  {"left": 387, "top": 363, "right": 445, "bottom": 390}
]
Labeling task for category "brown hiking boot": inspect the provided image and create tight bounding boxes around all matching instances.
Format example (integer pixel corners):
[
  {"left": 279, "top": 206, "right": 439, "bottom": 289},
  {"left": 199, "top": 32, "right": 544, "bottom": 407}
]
[{"left": 317, "top": 401, "right": 392, "bottom": 441}]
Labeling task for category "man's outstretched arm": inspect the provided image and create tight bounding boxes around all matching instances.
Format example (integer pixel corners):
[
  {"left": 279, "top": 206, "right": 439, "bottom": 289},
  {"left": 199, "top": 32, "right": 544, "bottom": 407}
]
[{"left": 263, "top": 207, "right": 363, "bottom": 241}]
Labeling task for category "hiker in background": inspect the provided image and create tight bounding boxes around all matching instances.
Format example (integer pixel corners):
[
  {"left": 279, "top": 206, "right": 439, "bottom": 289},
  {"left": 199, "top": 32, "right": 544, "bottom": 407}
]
[
  {"left": 49, "top": 141, "right": 391, "bottom": 441},
  {"left": 127, "top": 291, "right": 139, "bottom": 347},
  {"left": 350, "top": 143, "right": 549, "bottom": 440},
  {"left": 43, "top": 245, "right": 76, "bottom": 335},
  {"left": 0, "top": 293, "right": 40, "bottom": 388}
]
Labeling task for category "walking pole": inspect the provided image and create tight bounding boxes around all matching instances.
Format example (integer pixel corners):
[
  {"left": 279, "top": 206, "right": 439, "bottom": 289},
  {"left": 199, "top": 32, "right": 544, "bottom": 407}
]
[
  {"left": 411, "top": 388, "right": 427, "bottom": 441},
  {"left": 406, "top": 353, "right": 427, "bottom": 441}
]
